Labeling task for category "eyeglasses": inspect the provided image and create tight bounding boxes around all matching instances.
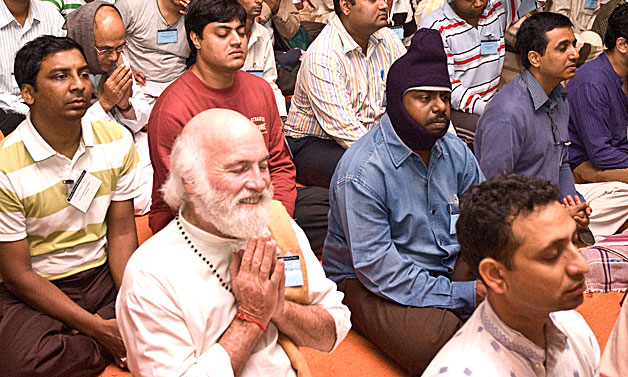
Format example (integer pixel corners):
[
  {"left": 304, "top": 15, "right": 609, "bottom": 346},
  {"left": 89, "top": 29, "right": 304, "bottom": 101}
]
[{"left": 94, "top": 42, "right": 127, "bottom": 56}]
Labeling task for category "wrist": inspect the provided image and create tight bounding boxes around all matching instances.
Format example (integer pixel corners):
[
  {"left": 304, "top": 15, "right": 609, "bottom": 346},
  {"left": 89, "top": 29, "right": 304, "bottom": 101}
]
[
  {"left": 116, "top": 100, "right": 133, "bottom": 113},
  {"left": 236, "top": 312, "right": 267, "bottom": 331},
  {"left": 99, "top": 98, "right": 115, "bottom": 113}
]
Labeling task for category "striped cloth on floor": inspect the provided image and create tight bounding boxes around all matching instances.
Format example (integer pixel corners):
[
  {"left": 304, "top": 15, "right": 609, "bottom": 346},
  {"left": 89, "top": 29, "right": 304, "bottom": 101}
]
[{"left": 581, "top": 234, "right": 628, "bottom": 293}]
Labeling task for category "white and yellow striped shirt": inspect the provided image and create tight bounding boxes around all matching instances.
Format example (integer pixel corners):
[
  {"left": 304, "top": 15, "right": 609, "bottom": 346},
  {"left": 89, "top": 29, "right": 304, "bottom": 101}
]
[
  {"left": 283, "top": 14, "right": 406, "bottom": 149},
  {"left": 0, "top": 116, "right": 142, "bottom": 280}
]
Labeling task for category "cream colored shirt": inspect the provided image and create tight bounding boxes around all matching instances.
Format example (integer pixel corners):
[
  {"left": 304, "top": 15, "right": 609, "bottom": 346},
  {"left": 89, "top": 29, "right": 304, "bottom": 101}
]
[{"left": 601, "top": 299, "right": 628, "bottom": 377}]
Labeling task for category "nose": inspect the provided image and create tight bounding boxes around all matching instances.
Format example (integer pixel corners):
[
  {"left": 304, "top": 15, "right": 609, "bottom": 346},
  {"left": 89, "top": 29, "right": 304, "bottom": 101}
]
[
  {"left": 569, "top": 43, "right": 579, "bottom": 62},
  {"left": 231, "top": 30, "right": 242, "bottom": 46},
  {"left": 432, "top": 96, "right": 448, "bottom": 113},
  {"left": 245, "top": 165, "right": 270, "bottom": 192},
  {"left": 472, "top": 0, "right": 483, "bottom": 8},
  {"left": 69, "top": 72, "right": 86, "bottom": 92},
  {"left": 566, "top": 244, "right": 589, "bottom": 277},
  {"left": 378, "top": 0, "right": 388, "bottom": 10}
]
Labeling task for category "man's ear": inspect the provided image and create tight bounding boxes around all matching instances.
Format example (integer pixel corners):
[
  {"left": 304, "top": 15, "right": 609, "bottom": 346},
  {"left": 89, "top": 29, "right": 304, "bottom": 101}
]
[
  {"left": 616, "top": 37, "right": 628, "bottom": 55},
  {"left": 190, "top": 31, "right": 202, "bottom": 51},
  {"left": 183, "top": 180, "right": 196, "bottom": 197},
  {"left": 478, "top": 258, "right": 508, "bottom": 294},
  {"left": 339, "top": 0, "right": 352, "bottom": 16},
  {"left": 528, "top": 50, "right": 542, "bottom": 69},
  {"left": 21, "top": 84, "right": 35, "bottom": 106}
]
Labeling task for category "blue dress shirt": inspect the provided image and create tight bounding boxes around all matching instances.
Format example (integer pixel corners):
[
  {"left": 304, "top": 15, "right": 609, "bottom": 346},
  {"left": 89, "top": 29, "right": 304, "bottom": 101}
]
[
  {"left": 475, "top": 69, "right": 579, "bottom": 199},
  {"left": 322, "top": 113, "right": 484, "bottom": 316},
  {"left": 567, "top": 53, "right": 628, "bottom": 170}
]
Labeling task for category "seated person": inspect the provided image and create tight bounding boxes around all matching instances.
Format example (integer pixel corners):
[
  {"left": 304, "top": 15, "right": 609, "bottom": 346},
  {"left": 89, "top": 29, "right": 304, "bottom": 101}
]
[
  {"left": 601, "top": 293, "right": 628, "bottom": 377},
  {"left": 475, "top": 12, "right": 628, "bottom": 239},
  {"left": 66, "top": 1, "right": 153, "bottom": 215},
  {"left": 421, "top": 0, "right": 540, "bottom": 145},
  {"left": 568, "top": 4, "right": 628, "bottom": 185},
  {"left": 114, "top": 0, "right": 190, "bottom": 100},
  {"left": 147, "top": 0, "right": 296, "bottom": 234},
  {"left": 423, "top": 174, "right": 599, "bottom": 376},
  {"left": 0, "top": 0, "right": 64, "bottom": 136},
  {"left": 238, "top": 0, "right": 288, "bottom": 116},
  {"left": 548, "top": 0, "right": 606, "bottom": 61},
  {"left": 323, "top": 29, "right": 485, "bottom": 376},
  {"left": 0, "top": 36, "right": 143, "bottom": 376},
  {"left": 116, "top": 108, "right": 351, "bottom": 377},
  {"left": 283, "top": 0, "right": 406, "bottom": 188}
]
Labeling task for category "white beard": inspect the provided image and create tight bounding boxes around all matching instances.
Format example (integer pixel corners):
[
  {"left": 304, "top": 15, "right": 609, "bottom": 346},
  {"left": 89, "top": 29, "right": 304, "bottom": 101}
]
[{"left": 190, "top": 183, "right": 273, "bottom": 239}]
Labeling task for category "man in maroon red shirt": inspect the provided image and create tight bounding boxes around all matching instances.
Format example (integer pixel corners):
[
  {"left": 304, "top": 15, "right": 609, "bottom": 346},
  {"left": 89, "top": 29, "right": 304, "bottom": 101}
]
[{"left": 147, "top": 0, "right": 296, "bottom": 233}]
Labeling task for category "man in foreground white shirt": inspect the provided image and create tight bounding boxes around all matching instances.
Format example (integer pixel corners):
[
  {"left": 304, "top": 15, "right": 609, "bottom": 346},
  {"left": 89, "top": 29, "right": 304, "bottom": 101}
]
[
  {"left": 423, "top": 174, "right": 600, "bottom": 376},
  {"left": 116, "top": 108, "right": 351, "bottom": 376}
]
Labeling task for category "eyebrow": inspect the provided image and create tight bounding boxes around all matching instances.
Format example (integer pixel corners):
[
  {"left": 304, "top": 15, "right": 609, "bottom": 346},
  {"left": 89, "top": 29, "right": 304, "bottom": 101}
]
[
  {"left": 48, "top": 65, "right": 90, "bottom": 74},
  {"left": 223, "top": 155, "right": 270, "bottom": 169}
]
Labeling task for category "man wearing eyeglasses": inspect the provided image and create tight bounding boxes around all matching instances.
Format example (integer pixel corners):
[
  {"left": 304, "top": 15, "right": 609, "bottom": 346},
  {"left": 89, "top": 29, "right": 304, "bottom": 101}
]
[
  {"left": 474, "top": 13, "right": 599, "bottom": 243},
  {"left": 65, "top": 0, "right": 153, "bottom": 216}
]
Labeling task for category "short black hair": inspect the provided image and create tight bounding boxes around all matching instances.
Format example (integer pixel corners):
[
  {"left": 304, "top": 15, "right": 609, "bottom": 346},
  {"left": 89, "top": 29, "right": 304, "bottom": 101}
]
[
  {"left": 184, "top": 0, "right": 247, "bottom": 54},
  {"left": 14, "top": 35, "right": 85, "bottom": 91},
  {"left": 516, "top": 12, "right": 573, "bottom": 69},
  {"left": 604, "top": 3, "right": 628, "bottom": 50},
  {"left": 456, "top": 174, "right": 560, "bottom": 277},
  {"left": 333, "top": 0, "right": 356, "bottom": 17}
]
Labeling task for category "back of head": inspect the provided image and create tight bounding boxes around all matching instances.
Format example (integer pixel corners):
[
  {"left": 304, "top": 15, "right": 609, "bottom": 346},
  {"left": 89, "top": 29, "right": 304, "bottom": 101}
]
[
  {"left": 456, "top": 174, "right": 560, "bottom": 277},
  {"left": 604, "top": 3, "right": 628, "bottom": 50},
  {"left": 386, "top": 28, "right": 451, "bottom": 151},
  {"left": 14, "top": 36, "right": 85, "bottom": 91},
  {"left": 184, "top": 0, "right": 247, "bottom": 55},
  {"left": 516, "top": 12, "right": 573, "bottom": 69},
  {"left": 65, "top": 0, "right": 120, "bottom": 75}
]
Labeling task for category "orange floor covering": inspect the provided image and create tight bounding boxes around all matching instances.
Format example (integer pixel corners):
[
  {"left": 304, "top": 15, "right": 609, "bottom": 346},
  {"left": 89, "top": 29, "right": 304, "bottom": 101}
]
[{"left": 99, "top": 217, "right": 625, "bottom": 377}]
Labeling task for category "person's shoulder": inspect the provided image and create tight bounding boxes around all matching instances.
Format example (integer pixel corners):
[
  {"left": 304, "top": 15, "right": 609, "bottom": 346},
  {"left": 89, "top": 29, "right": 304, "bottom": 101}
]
[
  {"left": 335, "top": 125, "right": 386, "bottom": 181},
  {"left": 89, "top": 118, "right": 130, "bottom": 145},
  {"left": 124, "top": 223, "right": 184, "bottom": 280},
  {"left": 32, "top": 0, "right": 65, "bottom": 25},
  {"left": 152, "top": 72, "right": 195, "bottom": 107},
  {"left": 236, "top": 70, "right": 276, "bottom": 99},
  {"left": 483, "top": 78, "right": 528, "bottom": 117},
  {"left": 421, "top": 7, "right": 448, "bottom": 29},
  {"left": 0, "top": 125, "right": 32, "bottom": 175}
]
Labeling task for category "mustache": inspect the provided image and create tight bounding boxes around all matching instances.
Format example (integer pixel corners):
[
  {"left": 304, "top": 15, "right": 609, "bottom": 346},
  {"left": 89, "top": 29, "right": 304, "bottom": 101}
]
[{"left": 424, "top": 112, "right": 449, "bottom": 125}]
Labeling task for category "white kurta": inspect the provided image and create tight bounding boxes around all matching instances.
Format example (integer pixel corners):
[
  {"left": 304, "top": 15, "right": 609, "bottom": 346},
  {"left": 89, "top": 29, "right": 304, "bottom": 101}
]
[
  {"left": 423, "top": 300, "right": 600, "bottom": 377},
  {"left": 116, "top": 212, "right": 351, "bottom": 377}
]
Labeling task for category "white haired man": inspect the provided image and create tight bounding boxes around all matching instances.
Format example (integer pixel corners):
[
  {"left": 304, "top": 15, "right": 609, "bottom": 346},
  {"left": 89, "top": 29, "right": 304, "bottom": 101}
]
[{"left": 116, "top": 108, "right": 351, "bottom": 376}]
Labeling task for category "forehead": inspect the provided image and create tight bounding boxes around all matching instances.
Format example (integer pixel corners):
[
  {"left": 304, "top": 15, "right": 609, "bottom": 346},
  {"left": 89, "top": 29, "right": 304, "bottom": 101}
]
[
  {"left": 203, "top": 18, "right": 245, "bottom": 33},
  {"left": 544, "top": 26, "right": 575, "bottom": 45},
  {"left": 510, "top": 202, "right": 575, "bottom": 258},
  {"left": 38, "top": 49, "right": 87, "bottom": 74},
  {"left": 204, "top": 126, "right": 268, "bottom": 165}
]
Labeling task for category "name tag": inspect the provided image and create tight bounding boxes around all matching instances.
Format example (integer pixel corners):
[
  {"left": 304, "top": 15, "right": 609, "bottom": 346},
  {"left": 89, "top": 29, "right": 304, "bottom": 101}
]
[
  {"left": 389, "top": 25, "right": 404, "bottom": 40},
  {"left": 157, "top": 29, "right": 178, "bottom": 44},
  {"left": 448, "top": 202, "right": 459, "bottom": 235},
  {"left": 278, "top": 255, "right": 304, "bottom": 287},
  {"left": 480, "top": 39, "right": 499, "bottom": 55},
  {"left": 584, "top": 0, "right": 597, "bottom": 9},
  {"left": 246, "top": 70, "right": 264, "bottom": 78},
  {"left": 66, "top": 170, "right": 102, "bottom": 213}
]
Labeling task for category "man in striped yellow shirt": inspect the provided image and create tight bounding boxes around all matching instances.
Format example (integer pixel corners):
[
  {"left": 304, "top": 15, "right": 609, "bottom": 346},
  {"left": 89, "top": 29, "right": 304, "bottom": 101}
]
[
  {"left": 0, "top": 36, "right": 143, "bottom": 376},
  {"left": 283, "top": 0, "right": 406, "bottom": 188}
]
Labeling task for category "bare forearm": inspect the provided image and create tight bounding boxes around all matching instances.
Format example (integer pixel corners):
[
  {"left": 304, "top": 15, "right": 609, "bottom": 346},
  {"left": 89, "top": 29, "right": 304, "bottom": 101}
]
[
  {"left": 218, "top": 319, "right": 265, "bottom": 376},
  {"left": 107, "top": 200, "right": 139, "bottom": 289},
  {"left": 4, "top": 271, "right": 102, "bottom": 337},
  {"left": 272, "top": 301, "right": 336, "bottom": 352}
]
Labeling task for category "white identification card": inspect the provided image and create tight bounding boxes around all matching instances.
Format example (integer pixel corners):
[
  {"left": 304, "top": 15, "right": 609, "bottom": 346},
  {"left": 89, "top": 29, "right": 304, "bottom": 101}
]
[
  {"left": 480, "top": 39, "right": 499, "bottom": 55},
  {"left": 157, "top": 29, "right": 178, "bottom": 44},
  {"left": 246, "top": 70, "right": 264, "bottom": 78},
  {"left": 584, "top": 0, "right": 597, "bottom": 9},
  {"left": 278, "top": 255, "right": 304, "bottom": 287},
  {"left": 389, "top": 25, "right": 404, "bottom": 40},
  {"left": 66, "top": 170, "right": 102, "bottom": 213}
]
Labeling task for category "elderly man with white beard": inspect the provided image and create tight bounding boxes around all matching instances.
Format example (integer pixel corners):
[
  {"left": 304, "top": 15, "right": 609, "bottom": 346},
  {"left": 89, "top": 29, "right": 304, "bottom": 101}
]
[{"left": 115, "top": 108, "right": 351, "bottom": 377}]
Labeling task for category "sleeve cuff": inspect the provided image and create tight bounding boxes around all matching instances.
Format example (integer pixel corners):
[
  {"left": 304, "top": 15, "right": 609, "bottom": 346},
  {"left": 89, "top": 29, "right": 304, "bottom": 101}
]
[
  {"left": 473, "top": 99, "right": 487, "bottom": 116},
  {"left": 451, "top": 280, "right": 477, "bottom": 316}
]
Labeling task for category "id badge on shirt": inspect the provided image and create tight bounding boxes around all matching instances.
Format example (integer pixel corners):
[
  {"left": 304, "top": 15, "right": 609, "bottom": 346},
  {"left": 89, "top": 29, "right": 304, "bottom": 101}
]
[
  {"left": 66, "top": 170, "right": 102, "bottom": 213},
  {"left": 389, "top": 25, "right": 404, "bottom": 40},
  {"left": 480, "top": 36, "right": 499, "bottom": 56},
  {"left": 157, "top": 29, "right": 178, "bottom": 44},
  {"left": 278, "top": 255, "right": 304, "bottom": 287},
  {"left": 246, "top": 70, "right": 264, "bottom": 78},
  {"left": 584, "top": 0, "right": 597, "bottom": 9}
]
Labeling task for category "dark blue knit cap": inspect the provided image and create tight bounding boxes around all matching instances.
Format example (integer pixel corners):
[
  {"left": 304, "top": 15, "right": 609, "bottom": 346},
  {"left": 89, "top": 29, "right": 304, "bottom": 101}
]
[{"left": 386, "top": 28, "right": 451, "bottom": 151}]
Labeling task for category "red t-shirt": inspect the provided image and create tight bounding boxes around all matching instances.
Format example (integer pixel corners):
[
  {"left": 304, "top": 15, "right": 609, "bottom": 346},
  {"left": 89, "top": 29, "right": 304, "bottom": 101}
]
[{"left": 148, "top": 69, "right": 296, "bottom": 233}]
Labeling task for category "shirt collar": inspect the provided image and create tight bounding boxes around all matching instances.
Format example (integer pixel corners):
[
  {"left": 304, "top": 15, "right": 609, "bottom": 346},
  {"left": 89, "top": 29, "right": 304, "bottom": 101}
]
[
  {"left": 520, "top": 69, "right": 567, "bottom": 111},
  {"left": 380, "top": 113, "right": 443, "bottom": 168},
  {"left": 248, "top": 22, "right": 263, "bottom": 48},
  {"left": 0, "top": 0, "right": 42, "bottom": 29},
  {"left": 331, "top": 13, "right": 384, "bottom": 55},
  {"left": 20, "top": 115, "right": 94, "bottom": 162},
  {"left": 480, "top": 300, "right": 568, "bottom": 365}
]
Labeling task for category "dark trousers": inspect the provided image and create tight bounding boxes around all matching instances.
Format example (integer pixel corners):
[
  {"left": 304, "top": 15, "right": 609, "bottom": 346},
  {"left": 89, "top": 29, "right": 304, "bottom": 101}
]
[
  {"left": 450, "top": 110, "right": 480, "bottom": 148},
  {"left": 293, "top": 186, "right": 330, "bottom": 254},
  {"left": 0, "top": 109, "right": 25, "bottom": 137},
  {"left": 286, "top": 136, "right": 345, "bottom": 189},
  {"left": 0, "top": 264, "right": 116, "bottom": 377}
]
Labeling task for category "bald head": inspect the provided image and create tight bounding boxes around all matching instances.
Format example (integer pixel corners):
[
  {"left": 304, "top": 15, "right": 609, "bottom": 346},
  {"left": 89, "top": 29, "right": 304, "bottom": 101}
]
[
  {"left": 93, "top": 5, "right": 125, "bottom": 72},
  {"left": 183, "top": 108, "right": 267, "bottom": 161}
]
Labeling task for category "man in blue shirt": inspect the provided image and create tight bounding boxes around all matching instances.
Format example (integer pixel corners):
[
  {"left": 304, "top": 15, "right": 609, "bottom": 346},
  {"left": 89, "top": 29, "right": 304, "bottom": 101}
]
[
  {"left": 475, "top": 12, "right": 598, "bottom": 241},
  {"left": 323, "top": 29, "right": 485, "bottom": 376},
  {"left": 568, "top": 4, "right": 628, "bottom": 185}
]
